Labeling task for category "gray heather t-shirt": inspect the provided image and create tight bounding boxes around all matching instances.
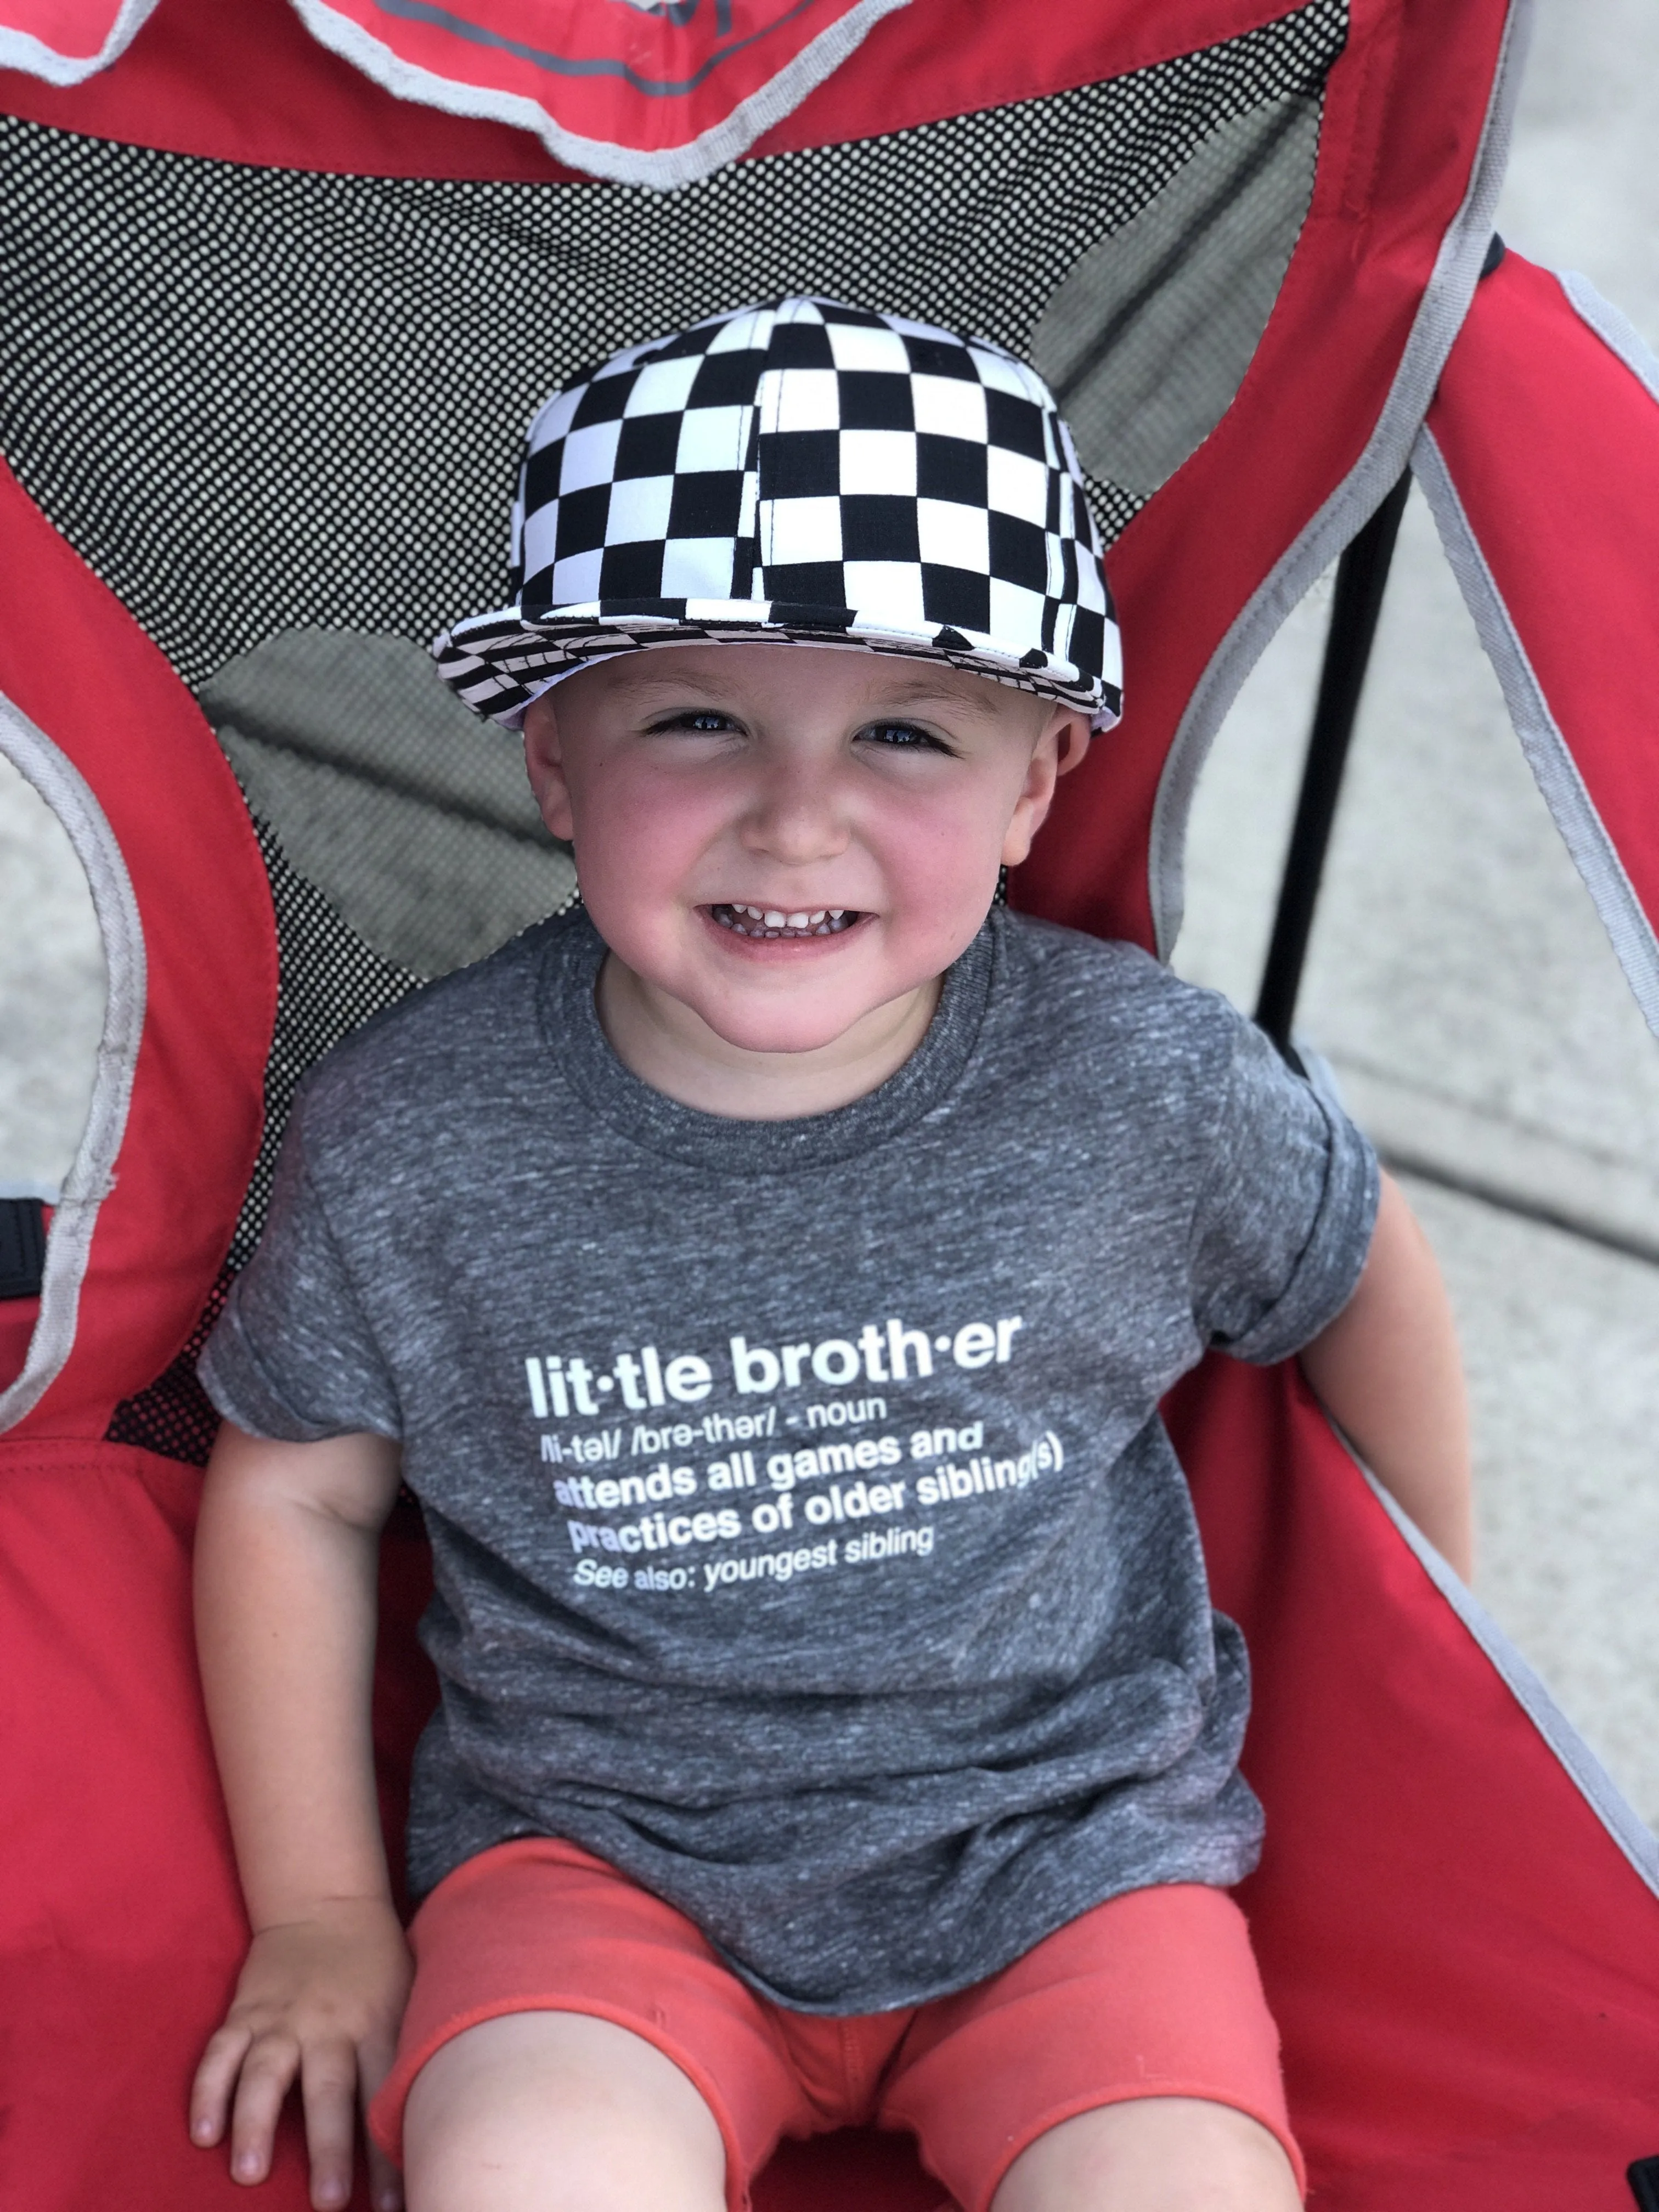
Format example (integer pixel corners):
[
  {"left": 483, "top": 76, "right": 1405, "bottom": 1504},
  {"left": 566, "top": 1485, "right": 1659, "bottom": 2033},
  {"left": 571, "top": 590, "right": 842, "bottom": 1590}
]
[{"left": 199, "top": 906, "right": 1376, "bottom": 2013}]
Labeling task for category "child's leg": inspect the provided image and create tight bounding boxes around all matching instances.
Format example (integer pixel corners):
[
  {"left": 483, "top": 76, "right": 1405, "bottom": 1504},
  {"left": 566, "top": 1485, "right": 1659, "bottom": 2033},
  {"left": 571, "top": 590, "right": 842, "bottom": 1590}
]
[
  {"left": 402, "top": 2010, "right": 726, "bottom": 2212},
  {"left": 368, "top": 1840, "right": 828, "bottom": 2212},
  {"left": 991, "top": 2096, "right": 1301, "bottom": 2212},
  {"left": 881, "top": 1884, "right": 1305, "bottom": 2212}
]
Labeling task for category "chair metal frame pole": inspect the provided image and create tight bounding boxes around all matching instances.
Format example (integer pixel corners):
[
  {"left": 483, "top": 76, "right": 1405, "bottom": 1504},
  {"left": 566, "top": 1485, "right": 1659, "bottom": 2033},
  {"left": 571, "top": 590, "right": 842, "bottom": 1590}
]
[
  {"left": 1254, "top": 468, "right": 1412, "bottom": 1056},
  {"left": 1254, "top": 234, "right": 1507, "bottom": 1060}
]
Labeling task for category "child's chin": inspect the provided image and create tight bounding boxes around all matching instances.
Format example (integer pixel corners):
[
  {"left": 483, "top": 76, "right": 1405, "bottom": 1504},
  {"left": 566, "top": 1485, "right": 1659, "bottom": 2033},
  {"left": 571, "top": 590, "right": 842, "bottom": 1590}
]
[{"left": 703, "top": 1003, "right": 873, "bottom": 1057}]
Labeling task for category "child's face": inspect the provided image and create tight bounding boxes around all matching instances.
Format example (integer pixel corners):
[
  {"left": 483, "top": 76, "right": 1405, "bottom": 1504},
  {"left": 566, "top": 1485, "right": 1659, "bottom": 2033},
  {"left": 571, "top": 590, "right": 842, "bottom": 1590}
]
[{"left": 523, "top": 644, "right": 1086, "bottom": 1059}]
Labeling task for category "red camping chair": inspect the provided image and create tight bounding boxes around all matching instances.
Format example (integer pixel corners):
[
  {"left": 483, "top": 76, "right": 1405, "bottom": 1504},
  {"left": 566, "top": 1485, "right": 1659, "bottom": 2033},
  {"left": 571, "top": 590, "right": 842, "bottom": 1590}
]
[{"left": 4, "top": 3, "right": 1659, "bottom": 2207}]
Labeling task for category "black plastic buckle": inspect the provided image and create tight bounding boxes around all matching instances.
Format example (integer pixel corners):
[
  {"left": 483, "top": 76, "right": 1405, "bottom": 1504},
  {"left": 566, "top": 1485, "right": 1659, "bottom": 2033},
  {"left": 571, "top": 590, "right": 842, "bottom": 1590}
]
[
  {"left": 0, "top": 1197, "right": 46, "bottom": 1300},
  {"left": 1629, "top": 2156, "right": 1659, "bottom": 2211}
]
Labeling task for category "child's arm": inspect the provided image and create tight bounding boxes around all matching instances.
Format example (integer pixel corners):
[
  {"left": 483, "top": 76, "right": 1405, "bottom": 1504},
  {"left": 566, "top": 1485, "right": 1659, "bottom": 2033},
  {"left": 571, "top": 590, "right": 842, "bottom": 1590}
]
[
  {"left": 1297, "top": 1172, "right": 1475, "bottom": 1579},
  {"left": 189, "top": 1421, "right": 411, "bottom": 2212}
]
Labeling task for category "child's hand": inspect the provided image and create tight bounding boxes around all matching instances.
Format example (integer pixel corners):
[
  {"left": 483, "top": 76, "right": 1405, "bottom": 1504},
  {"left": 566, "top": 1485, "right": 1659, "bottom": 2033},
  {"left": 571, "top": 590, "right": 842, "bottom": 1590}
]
[{"left": 190, "top": 1898, "right": 414, "bottom": 2212}]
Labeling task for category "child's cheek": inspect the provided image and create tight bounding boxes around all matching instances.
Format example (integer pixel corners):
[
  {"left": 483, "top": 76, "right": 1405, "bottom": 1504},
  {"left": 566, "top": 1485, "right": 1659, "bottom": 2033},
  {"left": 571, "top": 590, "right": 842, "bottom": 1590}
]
[
  {"left": 578, "top": 766, "right": 718, "bottom": 894},
  {"left": 883, "top": 787, "right": 1007, "bottom": 918}
]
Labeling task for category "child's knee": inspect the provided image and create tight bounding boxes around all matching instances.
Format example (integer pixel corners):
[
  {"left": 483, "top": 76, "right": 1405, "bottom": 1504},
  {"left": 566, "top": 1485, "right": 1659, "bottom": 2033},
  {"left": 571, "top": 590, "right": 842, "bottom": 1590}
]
[
  {"left": 403, "top": 2010, "right": 727, "bottom": 2212},
  {"left": 990, "top": 2095, "right": 1302, "bottom": 2212}
]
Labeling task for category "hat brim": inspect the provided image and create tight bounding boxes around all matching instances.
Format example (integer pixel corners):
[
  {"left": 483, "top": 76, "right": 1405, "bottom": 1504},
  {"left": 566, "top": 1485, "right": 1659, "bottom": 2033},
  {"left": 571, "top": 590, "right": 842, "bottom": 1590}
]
[{"left": 432, "top": 601, "right": 1122, "bottom": 732}]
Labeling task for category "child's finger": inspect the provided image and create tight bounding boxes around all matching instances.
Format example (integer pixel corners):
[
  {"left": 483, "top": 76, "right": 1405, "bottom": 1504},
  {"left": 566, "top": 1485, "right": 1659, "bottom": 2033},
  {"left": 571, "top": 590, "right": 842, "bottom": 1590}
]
[
  {"left": 356, "top": 2029, "right": 404, "bottom": 2212},
  {"left": 299, "top": 2040, "right": 360, "bottom": 2212},
  {"left": 228, "top": 2030, "right": 301, "bottom": 2185},
  {"left": 190, "top": 2022, "right": 255, "bottom": 2147}
]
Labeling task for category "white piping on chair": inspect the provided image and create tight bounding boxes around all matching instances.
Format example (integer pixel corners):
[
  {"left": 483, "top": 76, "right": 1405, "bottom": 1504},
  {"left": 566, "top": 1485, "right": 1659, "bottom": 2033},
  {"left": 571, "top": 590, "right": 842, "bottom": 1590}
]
[
  {"left": 0, "top": 0, "right": 162, "bottom": 86},
  {"left": 1559, "top": 267, "right": 1659, "bottom": 408},
  {"left": 1411, "top": 420, "right": 1659, "bottom": 1040},
  {"left": 1358, "top": 1459, "right": 1659, "bottom": 1893},
  {"left": 288, "top": 0, "right": 915, "bottom": 191},
  {"left": 0, "top": 692, "right": 147, "bottom": 1434}
]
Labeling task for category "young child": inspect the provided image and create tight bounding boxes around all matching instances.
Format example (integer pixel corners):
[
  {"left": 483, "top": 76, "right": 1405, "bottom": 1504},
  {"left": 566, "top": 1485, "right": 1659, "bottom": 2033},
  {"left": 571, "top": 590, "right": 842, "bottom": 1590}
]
[{"left": 188, "top": 299, "right": 1471, "bottom": 2212}]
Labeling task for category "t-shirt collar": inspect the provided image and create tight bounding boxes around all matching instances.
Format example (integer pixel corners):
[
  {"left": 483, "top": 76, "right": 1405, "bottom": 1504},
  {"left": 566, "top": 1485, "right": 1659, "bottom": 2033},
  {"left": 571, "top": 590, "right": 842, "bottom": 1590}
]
[{"left": 538, "top": 906, "right": 997, "bottom": 1172}]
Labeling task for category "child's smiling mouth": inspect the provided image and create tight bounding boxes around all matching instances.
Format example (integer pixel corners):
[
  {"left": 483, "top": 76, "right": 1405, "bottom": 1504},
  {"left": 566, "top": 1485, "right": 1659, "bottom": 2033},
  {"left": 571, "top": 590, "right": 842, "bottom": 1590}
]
[{"left": 708, "top": 903, "right": 861, "bottom": 939}]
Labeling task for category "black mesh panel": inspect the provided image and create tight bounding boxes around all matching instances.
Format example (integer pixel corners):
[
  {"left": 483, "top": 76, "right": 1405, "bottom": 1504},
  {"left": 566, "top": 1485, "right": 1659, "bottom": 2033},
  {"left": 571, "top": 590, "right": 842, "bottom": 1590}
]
[
  {"left": 104, "top": 824, "right": 421, "bottom": 1460},
  {"left": 1031, "top": 91, "right": 1324, "bottom": 496},
  {"left": 105, "top": 1267, "right": 231, "bottom": 1468},
  {"left": 202, "top": 630, "right": 577, "bottom": 979}
]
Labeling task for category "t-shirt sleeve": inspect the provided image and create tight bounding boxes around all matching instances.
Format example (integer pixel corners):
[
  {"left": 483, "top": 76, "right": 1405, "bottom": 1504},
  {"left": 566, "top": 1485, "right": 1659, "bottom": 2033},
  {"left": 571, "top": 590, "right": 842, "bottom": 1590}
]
[
  {"left": 1188, "top": 1018, "right": 1380, "bottom": 1365},
  {"left": 196, "top": 1107, "right": 402, "bottom": 1443}
]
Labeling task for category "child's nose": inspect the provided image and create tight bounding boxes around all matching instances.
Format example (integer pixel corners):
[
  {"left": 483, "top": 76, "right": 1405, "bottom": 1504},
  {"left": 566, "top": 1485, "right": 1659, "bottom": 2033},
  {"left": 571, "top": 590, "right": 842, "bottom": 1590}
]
[{"left": 738, "top": 758, "right": 852, "bottom": 862}]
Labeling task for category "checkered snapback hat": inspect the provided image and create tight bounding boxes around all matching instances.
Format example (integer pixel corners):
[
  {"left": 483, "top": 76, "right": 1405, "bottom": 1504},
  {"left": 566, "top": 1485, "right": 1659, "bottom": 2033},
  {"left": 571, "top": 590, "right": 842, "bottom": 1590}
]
[{"left": 432, "top": 297, "right": 1122, "bottom": 731}]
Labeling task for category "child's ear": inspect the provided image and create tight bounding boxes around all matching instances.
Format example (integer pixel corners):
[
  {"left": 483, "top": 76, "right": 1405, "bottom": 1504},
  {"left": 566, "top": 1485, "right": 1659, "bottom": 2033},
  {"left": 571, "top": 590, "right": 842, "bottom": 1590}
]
[
  {"left": 522, "top": 697, "right": 576, "bottom": 843},
  {"left": 1053, "top": 712, "right": 1091, "bottom": 776},
  {"left": 1000, "top": 707, "right": 1090, "bottom": 866}
]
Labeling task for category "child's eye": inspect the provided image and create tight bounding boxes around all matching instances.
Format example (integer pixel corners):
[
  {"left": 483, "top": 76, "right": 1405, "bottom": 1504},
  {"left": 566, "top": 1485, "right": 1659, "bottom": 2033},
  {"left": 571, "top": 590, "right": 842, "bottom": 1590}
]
[
  {"left": 650, "top": 709, "right": 738, "bottom": 734},
  {"left": 857, "top": 720, "right": 954, "bottom": 755}
]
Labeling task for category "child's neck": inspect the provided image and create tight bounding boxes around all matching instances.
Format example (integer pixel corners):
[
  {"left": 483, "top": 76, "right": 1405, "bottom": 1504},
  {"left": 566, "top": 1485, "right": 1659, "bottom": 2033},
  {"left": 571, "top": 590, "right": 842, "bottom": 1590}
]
[{"left": 594, "top": 953, "right": 942, "bottom": 1121}]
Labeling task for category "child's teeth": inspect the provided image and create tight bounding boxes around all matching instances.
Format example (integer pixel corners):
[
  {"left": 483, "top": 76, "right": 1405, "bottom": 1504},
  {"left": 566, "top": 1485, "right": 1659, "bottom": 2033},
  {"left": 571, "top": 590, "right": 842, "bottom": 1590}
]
[{"left": 715, "top": 901, "right": 857, "bottom": 934}]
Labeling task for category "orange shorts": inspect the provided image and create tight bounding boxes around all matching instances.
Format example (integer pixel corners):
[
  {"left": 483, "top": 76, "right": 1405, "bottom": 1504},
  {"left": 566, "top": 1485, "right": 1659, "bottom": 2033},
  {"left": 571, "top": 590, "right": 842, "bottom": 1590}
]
[{"left": 369, "top": 1838, "right": 1302, "bottom": 2212}]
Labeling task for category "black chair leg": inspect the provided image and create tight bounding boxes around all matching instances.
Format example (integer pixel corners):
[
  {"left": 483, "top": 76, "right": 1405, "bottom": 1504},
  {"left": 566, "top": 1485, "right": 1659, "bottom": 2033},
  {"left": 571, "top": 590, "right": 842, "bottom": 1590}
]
[{"left": 1254, "top": 469, "right": 1412, "bottom": 1062}]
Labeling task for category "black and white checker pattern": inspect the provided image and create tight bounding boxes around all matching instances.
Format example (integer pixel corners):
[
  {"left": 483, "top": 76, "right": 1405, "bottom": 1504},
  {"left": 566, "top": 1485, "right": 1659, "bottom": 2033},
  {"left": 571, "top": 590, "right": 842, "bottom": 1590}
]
[{"left": 433, "top": 298, "right": 1122, "bottom": 729}]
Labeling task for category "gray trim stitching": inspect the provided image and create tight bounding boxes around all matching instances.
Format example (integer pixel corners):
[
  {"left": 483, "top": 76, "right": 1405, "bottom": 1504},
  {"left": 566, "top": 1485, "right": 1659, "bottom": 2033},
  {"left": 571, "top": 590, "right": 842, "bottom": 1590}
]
[
  {"left": 1412, "top": 422, "right": 1659, "bottom": 1038},
  {"left": 1560, "top": 267, "right": 1659, "bottom": 408},
  {"left": 290, "top": 0, "right": 915, "bottom": 190},
  {"left": 1149, "top": 0, "right": 1534, "bottom": 960},
  {"left": 0, "top": 0, "right": 162, "bottom": 87},
  {"left": 0, "top": 695, "right": 147, "bottom": 1434},
  {"left": 1358, "top": 1457, "right": 1659, "bottom": 1893}
]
